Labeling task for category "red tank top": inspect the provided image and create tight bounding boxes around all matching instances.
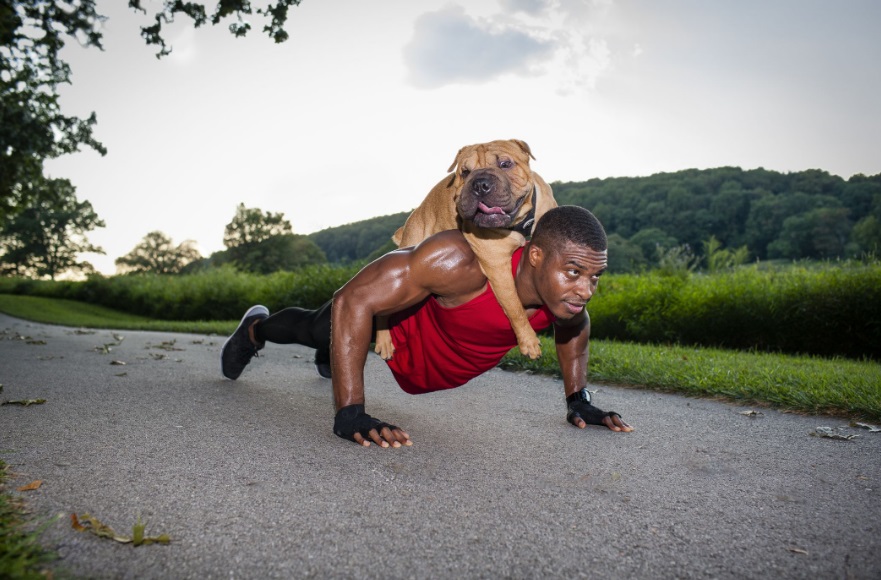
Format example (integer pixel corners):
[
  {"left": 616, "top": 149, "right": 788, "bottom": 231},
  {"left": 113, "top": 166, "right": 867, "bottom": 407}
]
[{"left": 386, "top": 246, "right": 555, "bottom": 394}]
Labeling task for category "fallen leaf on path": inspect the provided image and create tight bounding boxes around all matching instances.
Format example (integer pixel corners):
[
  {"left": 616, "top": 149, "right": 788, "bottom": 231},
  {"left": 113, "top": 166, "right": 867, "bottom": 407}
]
[
  {"left": 17, "top": 480, "right": 42, "bottom": 491},
  {"left": 71, "top": 513, "right": 171, "bottom": 546},
  {"left": 26, "top": 340, "right": 47, "bottom": 345},
  {"left": 811, "top": 427, "right": 858, "bottom": 441},
  {"left": 739, "top": 410, "right": 764, "bottom": 417},
  {"left": 2, "top": 398, "right": 47, "bottom": 406},
  {"left": 114, "top": 372, "right": 128, "bottom": 377},
  {"left": 71, "top": 329, "right": 96, "bottom": 335},
  {"left": 851, "top": 422, "right": 881, "bottom": 433},
  {"left": 788, "top": 547, "right": 809, "bottom": 555},
  {"left": 151, "top": 340, "right": 183, "bottom": 352},
  {"left": 110, "top": 360, "right": 126, "bottom": 366}
]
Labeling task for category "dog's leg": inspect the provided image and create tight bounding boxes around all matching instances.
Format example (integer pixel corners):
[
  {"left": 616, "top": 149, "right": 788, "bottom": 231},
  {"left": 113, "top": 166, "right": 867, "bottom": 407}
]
[
  {"left": 464, "top": 230, "right": 542, "bottom": 360},
  {"left": 374, "top": 317, "right": 395, "bottom": 360}
]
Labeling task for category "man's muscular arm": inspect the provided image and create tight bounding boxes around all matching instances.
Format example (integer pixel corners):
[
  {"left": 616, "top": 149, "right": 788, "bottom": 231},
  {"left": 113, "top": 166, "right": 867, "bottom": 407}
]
[
  {"left": 330, "top": 231, "right": 486, "bottom": 447},
  {"left": 554, "top": 311, "right": 633, "bottom": 432}
]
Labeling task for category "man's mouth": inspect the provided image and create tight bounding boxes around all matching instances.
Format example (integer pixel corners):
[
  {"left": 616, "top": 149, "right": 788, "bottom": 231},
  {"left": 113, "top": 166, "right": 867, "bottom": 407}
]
[{"left": 563, "top": 301, "right": 586, "bottom": 315}]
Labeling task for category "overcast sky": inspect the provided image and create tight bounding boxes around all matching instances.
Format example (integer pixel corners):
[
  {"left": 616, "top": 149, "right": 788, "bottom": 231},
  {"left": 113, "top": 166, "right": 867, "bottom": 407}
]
[{"left": 45, "top": 0, "right": 881, "bottom": 275}]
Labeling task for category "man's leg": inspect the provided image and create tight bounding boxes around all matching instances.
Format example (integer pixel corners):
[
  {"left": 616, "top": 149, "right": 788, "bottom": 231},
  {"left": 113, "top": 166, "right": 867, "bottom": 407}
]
[
  {"left": 254, "top": 301, "right": 332, "bottom": 378},
  {"left": 221, "top": 305, "right": 270, "bottom": 380}
]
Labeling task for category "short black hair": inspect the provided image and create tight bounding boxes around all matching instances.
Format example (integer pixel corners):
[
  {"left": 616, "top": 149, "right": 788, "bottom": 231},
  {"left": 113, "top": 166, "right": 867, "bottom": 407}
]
[{"left": 531, "top": 205, "right": 607, "bottom": 253}]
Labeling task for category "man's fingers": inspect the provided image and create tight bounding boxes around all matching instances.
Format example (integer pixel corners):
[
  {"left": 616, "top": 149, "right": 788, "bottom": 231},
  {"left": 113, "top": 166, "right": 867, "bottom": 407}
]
[
  {"left": 368, "top": 428, "right": 390, "bottom": 448},
  {"left": 574, "top": 416, "right": 587, "bottom": 429},
  {"left": 377, "top": 427, "right": 413, "bottom": 448},
  {"left": 602, "top": 415, "right": 633, "bottom": 432},
  {"left": 391, "top": 428, "right": 413, "bottom": 446},
  {"left": 352, "top": 433, "right": 371, "bottom": 447}
]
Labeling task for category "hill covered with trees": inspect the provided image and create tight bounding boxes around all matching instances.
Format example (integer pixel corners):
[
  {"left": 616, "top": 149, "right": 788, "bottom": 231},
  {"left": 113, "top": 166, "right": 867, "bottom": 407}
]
[{"left": 307, "top": 167, "right": 881, "bottom": 271}]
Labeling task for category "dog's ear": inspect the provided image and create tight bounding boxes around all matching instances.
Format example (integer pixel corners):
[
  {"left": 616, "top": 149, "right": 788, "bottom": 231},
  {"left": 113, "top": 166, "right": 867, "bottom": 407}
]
[
  {"left": 511, "top": 139, "right": 535, "bottom": 161},
  {"left": 447, "top": 147, "right": 465, "bottom": 173}
]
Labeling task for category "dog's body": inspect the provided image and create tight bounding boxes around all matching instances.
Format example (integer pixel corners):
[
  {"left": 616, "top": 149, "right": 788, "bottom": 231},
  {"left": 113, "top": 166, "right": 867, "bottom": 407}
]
[{"left": 375, "top": 139, "right": 557, "bottom": 360}]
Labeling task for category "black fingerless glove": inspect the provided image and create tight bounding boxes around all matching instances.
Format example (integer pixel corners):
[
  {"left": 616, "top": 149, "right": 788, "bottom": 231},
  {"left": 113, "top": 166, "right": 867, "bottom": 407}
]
[
  {"left": 566, "top": 388, "right": 621, "bottom": 426},
  {"left": 333, "top": 404, "right": 398, "bottom": 442}
]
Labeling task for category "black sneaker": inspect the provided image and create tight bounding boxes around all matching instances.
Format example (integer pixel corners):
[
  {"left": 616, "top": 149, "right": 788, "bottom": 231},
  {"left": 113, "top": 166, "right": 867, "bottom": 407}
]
[
  {"left": 221, "top": 305, "right": 269, "bottom": 380},
  {"left": 315, "top": 348, "right": 332, "bottom": 379}
]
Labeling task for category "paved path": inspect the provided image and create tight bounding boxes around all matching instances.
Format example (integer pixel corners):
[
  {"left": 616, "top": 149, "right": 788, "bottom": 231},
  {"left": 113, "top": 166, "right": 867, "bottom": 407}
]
[{"left": 1, "top": 313, "right": 880, "bottom": 579}]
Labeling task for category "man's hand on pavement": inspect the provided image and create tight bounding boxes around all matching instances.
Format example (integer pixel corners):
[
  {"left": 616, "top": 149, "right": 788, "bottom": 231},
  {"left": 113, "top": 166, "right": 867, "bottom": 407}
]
[
  {"left": 333, "top": 404, "right": 412, "bottom": 448},
  {"left": 566, "top": 389, "right": 633, "bottom": 432},
  {"left": 353, "top": 425, "right": 412, "bottom": 448},
  {"left": 571, "top": 413, "right": 633, "bottom": 432}
]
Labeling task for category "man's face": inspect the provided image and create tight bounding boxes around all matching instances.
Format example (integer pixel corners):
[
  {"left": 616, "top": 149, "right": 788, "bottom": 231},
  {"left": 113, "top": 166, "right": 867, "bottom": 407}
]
[{"left": 533, "top": 241, "right": 608, "bottom": 320}]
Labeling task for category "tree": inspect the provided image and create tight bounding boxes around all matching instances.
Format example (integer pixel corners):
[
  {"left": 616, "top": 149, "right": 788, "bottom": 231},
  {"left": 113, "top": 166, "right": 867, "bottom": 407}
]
[
  {"left": 629, "top": 228, "right": 678, "bottom": 266},
  {"left": 224, "top": 203, "right": 293, "bottom": 248},
  {"left": 702, "top": 236, "right": 749, "bottom": 271},
  {"left": 0, "top": 176, "right": 104, "bottom": 279},
  {"left": 221, "top": 204, "right": 326, "bottom": 272},
  {"left": 115, "top": 231, "right": 202, "bottom": 274},
  {"left": 129, "top": 0, "right": 302, "bottom": 58},
  {"left": 767, "top": 207, "right": 852, "bottom": 260},
  {"left": 224, "top": 234, "right": 326, "bottom": 274},
  {"left": 1, "top": 0, "right": 107, "bottom": 219},
  {"left": 851, "top": 215, "right": 881, "bottom": 256},
  {"left": 1, "top": 1, "right": 301, "bottom": 218},
  {"left": 606, "top": 233, "right": 646, "bottom": 274}
]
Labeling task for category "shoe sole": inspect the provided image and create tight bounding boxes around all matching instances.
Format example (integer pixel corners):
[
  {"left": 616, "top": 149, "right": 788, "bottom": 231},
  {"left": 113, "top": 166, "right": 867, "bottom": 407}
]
[{"left": 221, "top": 304, "right": 270, "bottom": 379}]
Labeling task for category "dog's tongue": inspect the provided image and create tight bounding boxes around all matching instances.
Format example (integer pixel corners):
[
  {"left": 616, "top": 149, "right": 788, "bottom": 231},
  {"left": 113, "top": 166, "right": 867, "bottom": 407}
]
[{"left": 478, "top": 202, "right": 506, "bottom": 215}]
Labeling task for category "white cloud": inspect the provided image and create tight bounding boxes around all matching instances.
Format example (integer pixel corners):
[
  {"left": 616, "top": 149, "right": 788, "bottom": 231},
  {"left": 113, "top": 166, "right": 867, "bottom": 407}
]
[
  {"left": 404, "top": 2, "right": 620, "bottom": 95},
  {"left": 403, "top": 4, "right": 555, "bottom": 88},
  {"left": 500, "top": 0, "right": 551, "bottom": 16}
]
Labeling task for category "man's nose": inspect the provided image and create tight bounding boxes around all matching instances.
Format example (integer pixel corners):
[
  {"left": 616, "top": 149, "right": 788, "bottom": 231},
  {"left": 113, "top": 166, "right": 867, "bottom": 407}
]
[{"left": 576, "top": 280, "right": 594, "bottom": 301}]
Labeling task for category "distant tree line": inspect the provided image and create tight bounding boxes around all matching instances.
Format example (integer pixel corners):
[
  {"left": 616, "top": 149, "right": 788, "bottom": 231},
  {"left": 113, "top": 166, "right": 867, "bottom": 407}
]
[
  {"left": 3, "top": 167, "right": 879, "bottom": 279},
  {"left": 553, "top": 167, "right": 881, "bottom": 272}
]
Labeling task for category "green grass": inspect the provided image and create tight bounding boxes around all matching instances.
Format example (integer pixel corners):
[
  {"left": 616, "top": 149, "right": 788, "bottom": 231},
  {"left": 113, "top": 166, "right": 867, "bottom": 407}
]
[
  {"left": 0, "top": 461, "right": 58, "bottom": 579},
  {"left": 502, "top": 336, "right": 881, "bottom": 422},
  {"left": 0, "top": 294, "right": 233, "bottom": 335},
  {"left": 3, "top": 293, "right": 880, "bottom": 422}
]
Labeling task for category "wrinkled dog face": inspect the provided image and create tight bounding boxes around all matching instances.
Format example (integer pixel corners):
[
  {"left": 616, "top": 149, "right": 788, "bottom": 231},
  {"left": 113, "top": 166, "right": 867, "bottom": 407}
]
[{"left": 453, "top": 140, "right": 535, "bottom": 229}]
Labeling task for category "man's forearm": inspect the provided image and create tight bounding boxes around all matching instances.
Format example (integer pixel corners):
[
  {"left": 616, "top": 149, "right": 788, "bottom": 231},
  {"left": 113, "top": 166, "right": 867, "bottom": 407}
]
[
  {"left": 554, "top": 311, "right": 590, "bottom": 397},
  {"left": 329, "top": 293, "right": 374, "bottom": 411}
]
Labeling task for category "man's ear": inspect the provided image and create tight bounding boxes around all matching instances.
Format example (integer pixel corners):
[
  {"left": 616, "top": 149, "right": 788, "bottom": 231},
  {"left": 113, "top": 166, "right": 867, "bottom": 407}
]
[{"left": 527, "top": 243, "right": 544, "bottom": 268}]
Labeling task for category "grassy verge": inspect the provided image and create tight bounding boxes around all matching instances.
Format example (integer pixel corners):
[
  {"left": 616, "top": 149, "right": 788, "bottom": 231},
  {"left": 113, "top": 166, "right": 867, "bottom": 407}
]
[
  {"left": 0, "top": 461, "right": 58, "bottom": 579},
  {"left": 3, "top": 293, "right": 880, "bottom": 421},
  {"left": 502, "top": 337, "right": 881, "bottom": 422},
  {"left": 0, "top": 294, "right": 232, "bottom": 336}
]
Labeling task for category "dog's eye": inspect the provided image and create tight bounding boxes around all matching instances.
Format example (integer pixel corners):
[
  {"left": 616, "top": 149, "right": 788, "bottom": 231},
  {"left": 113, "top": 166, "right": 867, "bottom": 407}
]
[
  {"left": 461, "top": 169, "right": 471, "bottom": 177},
  {"left": 499, "top": 160, "right": 513, "bottom": 169}
]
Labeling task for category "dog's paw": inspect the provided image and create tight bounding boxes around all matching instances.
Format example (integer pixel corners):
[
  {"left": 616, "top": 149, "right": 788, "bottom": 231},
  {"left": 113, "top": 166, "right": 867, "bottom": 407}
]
[
  {"left": 374, "top": 334, "right": 396, "bottom": 360},
  {"left": 519, "top": 337, "right": 542, "bottom": 360}
]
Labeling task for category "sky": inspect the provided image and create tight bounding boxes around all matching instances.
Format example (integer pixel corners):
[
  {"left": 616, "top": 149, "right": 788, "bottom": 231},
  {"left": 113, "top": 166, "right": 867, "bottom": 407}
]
[{"left": 44, "top": 0, "right": 881, "bottom": 275}]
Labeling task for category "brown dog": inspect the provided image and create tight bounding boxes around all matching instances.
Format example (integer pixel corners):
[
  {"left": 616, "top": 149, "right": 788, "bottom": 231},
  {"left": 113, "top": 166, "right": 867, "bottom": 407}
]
[{"left": 375, "top": 139, "right": 557, "bottom": 360}]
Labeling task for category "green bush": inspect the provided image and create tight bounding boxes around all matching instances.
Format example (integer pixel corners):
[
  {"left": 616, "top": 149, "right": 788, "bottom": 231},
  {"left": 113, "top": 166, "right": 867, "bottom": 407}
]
[
  {"left": 589, "top": 261, "right": 881, "bottom": 359},
  {"left": 0, "top": 263, "right": 363, "bottom": 321},
  {"left": 2, "top": 260, "right": 878, "bottom": 359}
]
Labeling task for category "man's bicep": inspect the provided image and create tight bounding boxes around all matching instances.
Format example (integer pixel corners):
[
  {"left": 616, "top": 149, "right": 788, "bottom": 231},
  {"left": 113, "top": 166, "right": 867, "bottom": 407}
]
[{"left": 336, "top": 251, "right": 433, "bottom": 317}]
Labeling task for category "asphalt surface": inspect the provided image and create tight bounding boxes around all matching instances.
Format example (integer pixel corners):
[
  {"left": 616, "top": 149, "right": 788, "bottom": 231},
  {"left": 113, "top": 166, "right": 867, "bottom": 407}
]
[{"left": 1, "top": 312, "right": 880, "bottom": 579}]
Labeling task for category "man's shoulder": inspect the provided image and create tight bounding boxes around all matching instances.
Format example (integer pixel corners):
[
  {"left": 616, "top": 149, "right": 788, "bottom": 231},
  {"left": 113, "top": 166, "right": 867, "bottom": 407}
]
[
  {"left": 408, "top": 230, "right": 485, "bottom": 292},
  {"left": 415, "top": 230, "right": 476, "bottom": 262}
]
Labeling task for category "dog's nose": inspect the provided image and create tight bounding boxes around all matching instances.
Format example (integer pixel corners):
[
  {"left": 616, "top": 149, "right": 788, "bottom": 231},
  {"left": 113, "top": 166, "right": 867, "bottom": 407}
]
[{"left": 471, "top": 177, "right": 493, "bottom": 197}]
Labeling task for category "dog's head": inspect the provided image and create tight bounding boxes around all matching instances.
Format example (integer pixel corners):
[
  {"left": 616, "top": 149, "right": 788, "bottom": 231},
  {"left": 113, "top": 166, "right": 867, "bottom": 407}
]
[{"left": 447, "top": 139, "right": 537, "bottom": 229}]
